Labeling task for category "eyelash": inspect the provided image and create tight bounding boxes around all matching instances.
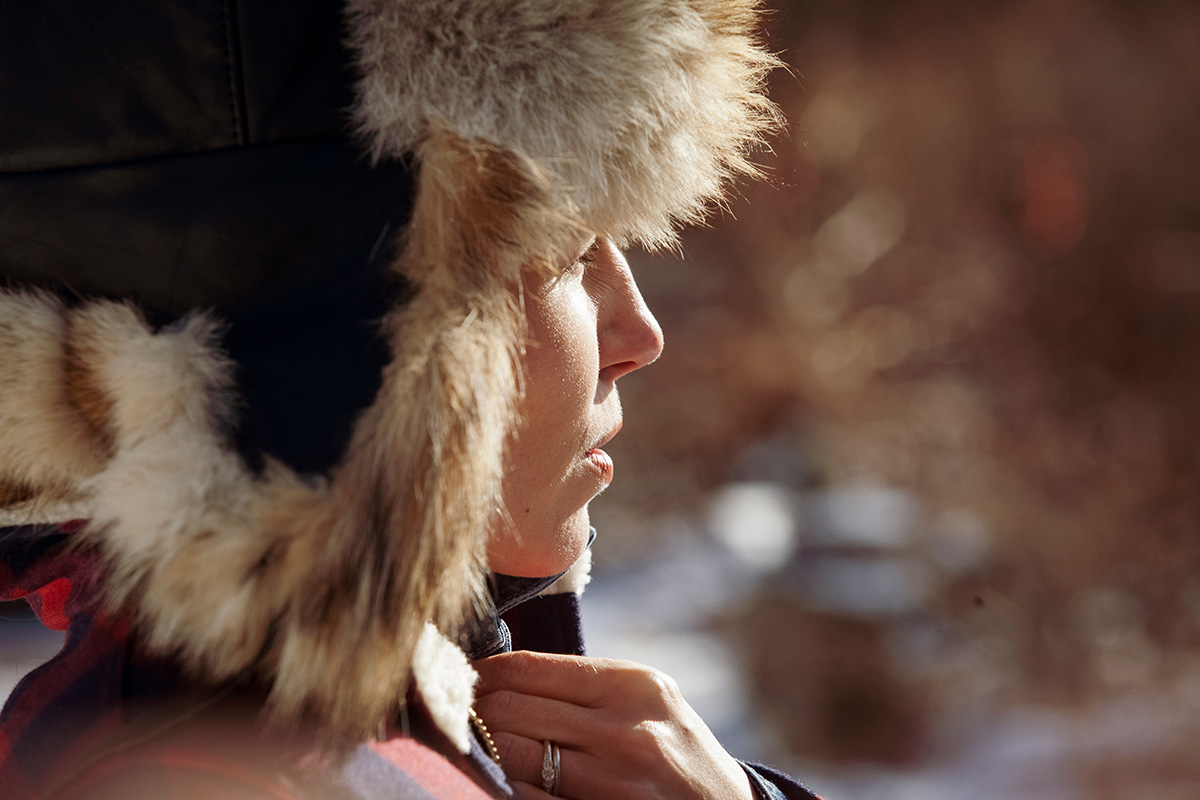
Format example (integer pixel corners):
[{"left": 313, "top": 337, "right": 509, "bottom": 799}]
[
  {"left": 573, "top": 240, "right": 600, "bottom": 272},
  {"left": 553, "top": 240, "right": 599, "bottom": 287}
]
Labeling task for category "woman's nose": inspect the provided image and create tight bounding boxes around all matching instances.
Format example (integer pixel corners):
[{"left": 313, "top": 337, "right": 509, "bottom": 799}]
[{"left": 596, "top": 243, "right": 665, "bottom": 383}]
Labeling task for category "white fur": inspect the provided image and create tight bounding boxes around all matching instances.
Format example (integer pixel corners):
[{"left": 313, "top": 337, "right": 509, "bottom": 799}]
[{"left": 412, "top": 623, "right": 479, "bottom": 753}]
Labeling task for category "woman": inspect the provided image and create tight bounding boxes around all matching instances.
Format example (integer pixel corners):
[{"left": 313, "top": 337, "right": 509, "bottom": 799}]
[
  {"left": 479, "top": 238, "right": 822, "bottom": 799},
  {"left": 0, "top": 0, "right": 819, "bottom": 797}
]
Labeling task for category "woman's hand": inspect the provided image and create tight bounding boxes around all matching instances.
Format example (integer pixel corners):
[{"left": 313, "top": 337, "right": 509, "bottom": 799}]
[{"left": 471, "top": 651, "right": 756, "bottom": 800}]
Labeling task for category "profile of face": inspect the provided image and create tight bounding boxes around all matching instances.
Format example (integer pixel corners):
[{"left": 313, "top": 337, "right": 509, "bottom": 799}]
[{"left": 488, "top": 239, "right": 664, "bottom": 577}]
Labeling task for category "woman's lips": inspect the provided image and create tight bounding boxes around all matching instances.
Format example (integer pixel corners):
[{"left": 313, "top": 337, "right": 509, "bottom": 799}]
[
  {"left": 585, "top": 448, "right": 614, "bottom": 483},
  {"left": 585, "top": 421, "right": 620, "bottom": 483}
]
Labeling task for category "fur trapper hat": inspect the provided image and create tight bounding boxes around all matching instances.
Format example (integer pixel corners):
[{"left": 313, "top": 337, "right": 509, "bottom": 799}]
[{"left": 0, "top": 0, "right": 779, "bottom": 746}]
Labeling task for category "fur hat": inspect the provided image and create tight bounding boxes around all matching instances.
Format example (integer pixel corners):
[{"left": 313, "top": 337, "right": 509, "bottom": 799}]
[{"left": 0, "top": 0, "right": 778, "bottom": 745}]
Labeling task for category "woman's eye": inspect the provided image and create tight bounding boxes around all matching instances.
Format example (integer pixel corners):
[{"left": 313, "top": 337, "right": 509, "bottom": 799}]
[
  {"left": 576, "top": 248, "right": 598, "bottom": 273},
  {"left": 562, "top": 241, "right": 599, "bottom": 279}
]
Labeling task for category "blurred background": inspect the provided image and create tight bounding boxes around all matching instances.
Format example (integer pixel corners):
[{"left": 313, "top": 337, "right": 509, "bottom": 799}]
[
  {"left": 585, "top": 0, "right": 1200, "bottom": 797},
  {"left": 4, "top": 0, "right": 1199, "bottom": 797}
]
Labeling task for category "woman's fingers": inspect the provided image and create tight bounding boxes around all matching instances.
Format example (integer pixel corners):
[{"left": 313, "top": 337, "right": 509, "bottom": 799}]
[
  {"left": 510, "top": 780, "right": 553, "bottom": 800},
  {"left": 474, "top": 652, "right": 758, "bottom": 800},
  {"left": 474, "top": 690, "right": 600, "bottom": 747},
  {"left": 489, "top": 731, "right": 548, "bottom": 784},
  {"left": 474, "top": 651, "right": 608, "bottom": 707},
  {"left": 490, "top": 733, "right": 612, "bottom": 800},
  {"left": 474, "top": 651, "right": 681, "bottom": 714}
]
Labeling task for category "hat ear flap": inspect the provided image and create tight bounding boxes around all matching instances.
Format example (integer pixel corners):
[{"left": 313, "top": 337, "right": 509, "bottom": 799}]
[
  {"left": 338, "top": 124, "right": 587, "bottom": 636},
  {"left": 244, "top": 126, "right": 588, "bottom": 741},
  {"left": 0, "top": 126, "right": 592, "bottom": 746}
]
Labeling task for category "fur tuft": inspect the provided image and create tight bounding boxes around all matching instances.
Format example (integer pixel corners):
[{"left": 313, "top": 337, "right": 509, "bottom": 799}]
[
  {"left": 348, "top": 0, "right": 781, "bottom": 249},
  {"left": 0, "top": 292, "right": 111, "bottom": 504}
]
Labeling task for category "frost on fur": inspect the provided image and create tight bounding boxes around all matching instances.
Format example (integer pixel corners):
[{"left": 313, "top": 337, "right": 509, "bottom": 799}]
[{"left": 348, "top": 0, "right": 781, "bottom": 249}]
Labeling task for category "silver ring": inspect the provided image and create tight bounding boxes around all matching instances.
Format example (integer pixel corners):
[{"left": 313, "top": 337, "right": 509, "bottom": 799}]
[{"left": 541, "top": 739, "right": 561, "bottom": 795}]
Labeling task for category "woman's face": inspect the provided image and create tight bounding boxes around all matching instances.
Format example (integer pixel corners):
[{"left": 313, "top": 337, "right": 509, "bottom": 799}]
[{"left": 488, "top": 239, "right": 664, "bottom": 577}]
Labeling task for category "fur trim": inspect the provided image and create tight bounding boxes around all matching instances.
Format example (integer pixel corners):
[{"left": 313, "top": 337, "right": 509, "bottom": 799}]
[
  {"left": 349, "top": 0, "right": 781, "bottom": 249},
  {"left": 412, "top": 623, "right": 478, "bottom": 753}
]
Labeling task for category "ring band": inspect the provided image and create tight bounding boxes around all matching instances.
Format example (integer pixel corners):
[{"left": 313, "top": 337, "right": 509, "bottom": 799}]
[
  {"left": 541, "top": 739, "right": 561, "bottom": 796},
  {"left": 553, "top": 741, "right": 561, "bottom": 795}
]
